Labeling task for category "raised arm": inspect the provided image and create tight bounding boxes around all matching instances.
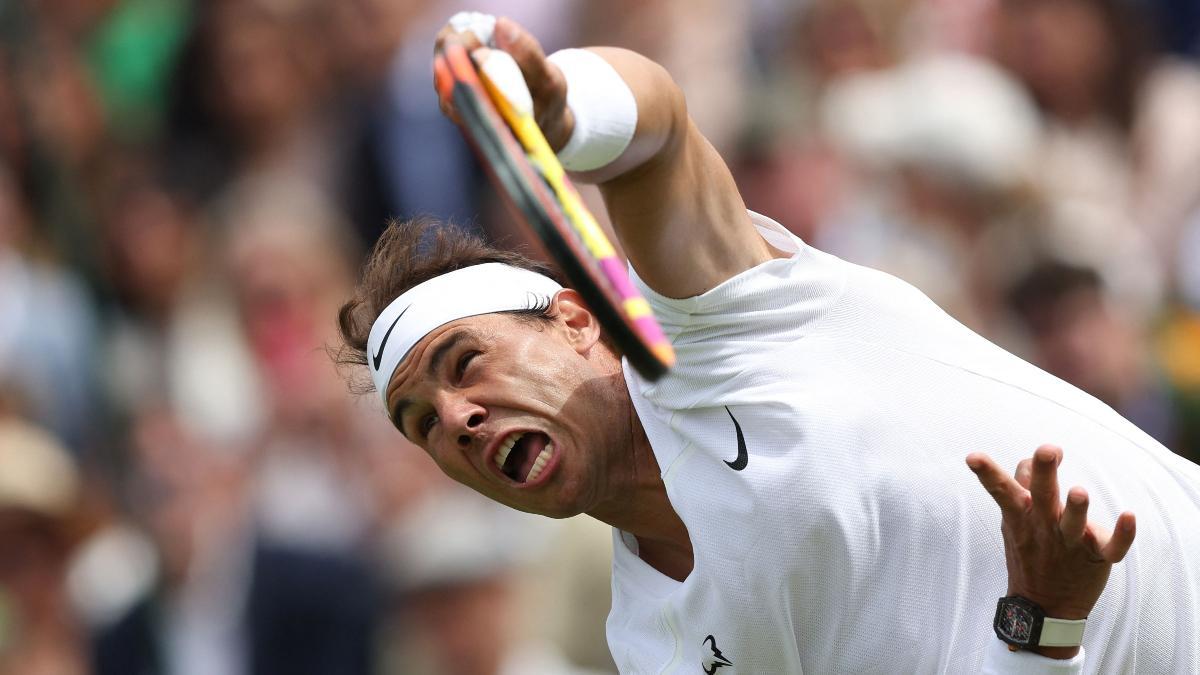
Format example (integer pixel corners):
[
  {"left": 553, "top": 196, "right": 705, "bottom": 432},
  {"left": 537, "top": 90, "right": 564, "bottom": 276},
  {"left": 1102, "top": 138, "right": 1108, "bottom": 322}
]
[{"left": 436, "top": 16, "right": 778, "bottom": 299}]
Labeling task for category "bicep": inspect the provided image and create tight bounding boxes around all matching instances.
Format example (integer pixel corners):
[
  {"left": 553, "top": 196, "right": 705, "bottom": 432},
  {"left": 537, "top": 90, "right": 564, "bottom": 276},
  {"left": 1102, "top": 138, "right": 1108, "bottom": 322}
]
[{"left": 572, "top": 49, "right": 777, "bottom": 300}]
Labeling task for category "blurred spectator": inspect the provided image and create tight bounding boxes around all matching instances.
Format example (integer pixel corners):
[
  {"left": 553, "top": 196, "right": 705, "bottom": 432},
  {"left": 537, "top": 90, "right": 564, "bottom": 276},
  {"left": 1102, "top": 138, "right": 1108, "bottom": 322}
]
[
  {"left": 88, "top": 405, "right": 378, "bottom": 675},
  {"left": 88, "top": 158, "right": 387, "bottom": 675},
  {"left": 86, "top": 0, "right": 192, "bottom": 143},
  {"left": 95, "top": 152, "right": 264, "bottom": 449},
  {"left": 219, "top": 179, "right": 377, "bottom": 555},
  {"left": 380, "top": 488, "right": 612, "bottom": 675},
  {"left": 325, "top": 0, "right": 488, "bottom": 245},
  {"left": 1008, "top": 261, "right": 1187, "bottom": 455},
  {"left": 1154, "top": 304, "right": 1200, "bottom": 465},
  {"left": 991, "top": 0, "right": 1200, "bottom": 279},
  {"left": 578, "top": 0, "right": 750, "bottom": 155},
  {"left": 747, "top": 0, "right": 903, "bottom": 141},
  {"left": 734, "top": 0, "right": 903, "bottom": 251},
  {"left": 164, "top": 0, "right": 342, "bottom": 213},
  {"left": 0, "top": 164, "right": 100, "bottom": 452},
  {"left": 814, "top": 52, "right": 1043, "bottom": 331},
  {"left": 0, "top": 418, "right": 89, "bottom": 675}
]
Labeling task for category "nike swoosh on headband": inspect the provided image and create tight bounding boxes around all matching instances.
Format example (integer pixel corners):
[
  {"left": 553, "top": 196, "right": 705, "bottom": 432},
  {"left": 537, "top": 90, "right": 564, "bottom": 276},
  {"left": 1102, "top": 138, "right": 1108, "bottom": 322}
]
[{"left": 372, "top": 305, "right": 411, "bottom": 371}]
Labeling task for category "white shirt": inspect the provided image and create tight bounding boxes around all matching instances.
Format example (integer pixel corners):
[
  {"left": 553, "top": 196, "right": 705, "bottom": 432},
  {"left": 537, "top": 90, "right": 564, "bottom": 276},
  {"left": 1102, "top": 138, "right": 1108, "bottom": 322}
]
[{"left": 610, "top": 212, "right": 1200, "bottom": 674}]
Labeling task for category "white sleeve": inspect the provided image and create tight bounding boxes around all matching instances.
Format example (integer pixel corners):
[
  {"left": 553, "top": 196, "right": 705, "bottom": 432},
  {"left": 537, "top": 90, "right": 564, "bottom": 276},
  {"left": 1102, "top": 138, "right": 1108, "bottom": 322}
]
[{"left": 981, "top": 638, "right": 1085, "bottom": 674}]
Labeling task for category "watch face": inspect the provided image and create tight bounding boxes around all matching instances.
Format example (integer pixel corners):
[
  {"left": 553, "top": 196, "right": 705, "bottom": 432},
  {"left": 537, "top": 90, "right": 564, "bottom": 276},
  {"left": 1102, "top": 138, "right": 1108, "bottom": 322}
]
[{"left": 997, "top": 603, "right": 1035, "bottom": 644}]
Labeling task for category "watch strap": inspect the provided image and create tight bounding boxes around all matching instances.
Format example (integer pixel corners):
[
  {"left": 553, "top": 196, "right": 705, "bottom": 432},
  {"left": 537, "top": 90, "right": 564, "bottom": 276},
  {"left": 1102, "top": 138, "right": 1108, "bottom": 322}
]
[{"left": 1039, "top": 617, "right": 1087, "bottom": 647}]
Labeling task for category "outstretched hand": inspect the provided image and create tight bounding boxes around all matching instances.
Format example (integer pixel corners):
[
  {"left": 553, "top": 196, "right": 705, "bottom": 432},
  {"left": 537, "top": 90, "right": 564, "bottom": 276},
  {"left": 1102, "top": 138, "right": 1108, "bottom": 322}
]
[
  {"left": 434, "top": 15, "right": 573, "bottom": 150},
  {"left": 967, "top": 445, "right": 1135, "bottom": 655}
]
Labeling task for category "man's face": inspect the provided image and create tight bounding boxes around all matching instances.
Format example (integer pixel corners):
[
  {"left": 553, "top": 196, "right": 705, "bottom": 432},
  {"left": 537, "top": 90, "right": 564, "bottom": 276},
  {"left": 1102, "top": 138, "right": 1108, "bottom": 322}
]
[
  {"left": 384, "top": 298, "right": 623, "bottom": 518},
  {"left": 1028, "top": 288, "right": 1132, "bottom": 406}
]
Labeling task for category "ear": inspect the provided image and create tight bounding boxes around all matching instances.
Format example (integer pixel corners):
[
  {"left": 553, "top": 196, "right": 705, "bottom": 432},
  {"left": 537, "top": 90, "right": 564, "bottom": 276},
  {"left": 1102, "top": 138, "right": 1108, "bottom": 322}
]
[{"left": 550, "top": 289, "right": 602, "bottom": 355}]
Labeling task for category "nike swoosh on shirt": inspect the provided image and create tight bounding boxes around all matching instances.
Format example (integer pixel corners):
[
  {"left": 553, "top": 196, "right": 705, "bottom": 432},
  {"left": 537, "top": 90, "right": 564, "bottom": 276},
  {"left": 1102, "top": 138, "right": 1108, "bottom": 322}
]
[
  {"left": 724, "top": 406, "right": 748, "bottom": 471},
  {"left": 371, "top": 305, "right": 410, "bottom": 371}
]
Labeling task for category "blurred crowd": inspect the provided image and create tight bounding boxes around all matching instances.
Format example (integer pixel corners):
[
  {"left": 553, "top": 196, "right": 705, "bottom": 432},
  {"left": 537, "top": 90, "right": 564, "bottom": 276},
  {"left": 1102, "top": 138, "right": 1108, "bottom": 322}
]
[{"left": 0, "top": 0, "right": 1197, "bottom": 673}]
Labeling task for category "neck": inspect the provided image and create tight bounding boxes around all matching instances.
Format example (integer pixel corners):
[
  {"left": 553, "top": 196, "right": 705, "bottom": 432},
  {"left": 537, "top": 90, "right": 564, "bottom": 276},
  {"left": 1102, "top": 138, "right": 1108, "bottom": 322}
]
[{"left": 586, "top": 362, "right": 693, "bottom": 581}]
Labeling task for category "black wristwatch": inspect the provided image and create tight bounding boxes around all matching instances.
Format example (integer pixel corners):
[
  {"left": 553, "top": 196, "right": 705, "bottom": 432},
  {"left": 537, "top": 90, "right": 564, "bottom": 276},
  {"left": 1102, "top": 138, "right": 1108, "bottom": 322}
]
[{"left": 994, "top": 595, "right": 1087, "bottom": 650}]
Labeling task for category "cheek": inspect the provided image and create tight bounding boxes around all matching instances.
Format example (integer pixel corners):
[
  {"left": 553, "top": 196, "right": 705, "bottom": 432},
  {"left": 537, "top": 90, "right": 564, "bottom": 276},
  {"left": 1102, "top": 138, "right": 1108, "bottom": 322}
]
[
  {"left": 428, "top": 446, "right": 505, "bottom": 500},
  {"left": 427, "top": 446, "right": 471, "bottom": 482},
  {"left": 501, "top": 344, "right": 579, "bottom": 398}
]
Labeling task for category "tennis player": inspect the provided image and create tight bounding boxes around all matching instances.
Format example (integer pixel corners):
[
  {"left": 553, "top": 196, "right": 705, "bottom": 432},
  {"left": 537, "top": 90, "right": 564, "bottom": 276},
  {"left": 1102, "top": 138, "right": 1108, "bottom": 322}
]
[{"left": 336, "top": 14, "right": 1200, "bottom": 673}]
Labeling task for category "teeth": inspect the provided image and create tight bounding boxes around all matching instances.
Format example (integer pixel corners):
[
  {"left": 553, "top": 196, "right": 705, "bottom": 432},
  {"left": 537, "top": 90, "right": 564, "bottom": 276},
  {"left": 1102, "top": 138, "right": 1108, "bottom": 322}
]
[
  {"left": 495, "top": 432, "right": 523, "bottom": 469},
  {"left": 524, "top": 442, "right": 555, "bottom": 483}
]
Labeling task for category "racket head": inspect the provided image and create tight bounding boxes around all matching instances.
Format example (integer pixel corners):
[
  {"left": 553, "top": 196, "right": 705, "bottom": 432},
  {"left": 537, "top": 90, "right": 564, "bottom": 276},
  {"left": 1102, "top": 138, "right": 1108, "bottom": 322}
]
[{"left": 434, "top": 42, "right": 673, "bottom": 381}]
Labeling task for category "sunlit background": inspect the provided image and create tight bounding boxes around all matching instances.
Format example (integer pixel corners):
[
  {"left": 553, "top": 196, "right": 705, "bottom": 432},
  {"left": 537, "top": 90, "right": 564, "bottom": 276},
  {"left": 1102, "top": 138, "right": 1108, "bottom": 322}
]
[{"left": 0, "top": 0, "right": 1198, "bottom": 673}]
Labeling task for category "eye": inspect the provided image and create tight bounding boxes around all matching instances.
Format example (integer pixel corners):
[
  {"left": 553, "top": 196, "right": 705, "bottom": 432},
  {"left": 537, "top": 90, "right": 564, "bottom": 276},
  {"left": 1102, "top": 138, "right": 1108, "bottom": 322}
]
[
  {"left": 455, "top": 351, "right": 479, "bottom": 381},
  {"left": 420, "top": 412, "right": 439, "bottom": 438}
]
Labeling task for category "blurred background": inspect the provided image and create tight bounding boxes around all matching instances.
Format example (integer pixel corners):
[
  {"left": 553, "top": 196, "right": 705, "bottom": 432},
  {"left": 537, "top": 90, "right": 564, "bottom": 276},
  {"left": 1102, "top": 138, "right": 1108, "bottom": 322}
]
[{"left": 0, "top": 0, "right": 1197, "bottom": 673}]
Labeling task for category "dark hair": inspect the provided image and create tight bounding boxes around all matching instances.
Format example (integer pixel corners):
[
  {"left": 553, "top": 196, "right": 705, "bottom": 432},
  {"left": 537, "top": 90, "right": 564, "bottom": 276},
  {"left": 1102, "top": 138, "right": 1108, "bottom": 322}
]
[
  {"left": 1007, "top": 260, "right": 1103, "bottom": 333},
  {"left": 334, "top": 217, "right": 562, "bottom": 393}
]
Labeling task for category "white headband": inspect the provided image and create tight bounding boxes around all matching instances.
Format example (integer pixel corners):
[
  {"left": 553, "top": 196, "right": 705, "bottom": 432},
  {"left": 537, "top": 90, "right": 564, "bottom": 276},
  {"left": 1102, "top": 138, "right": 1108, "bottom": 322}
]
[{"left": 367, "top": 263, "right": 563, "bottom": 404}]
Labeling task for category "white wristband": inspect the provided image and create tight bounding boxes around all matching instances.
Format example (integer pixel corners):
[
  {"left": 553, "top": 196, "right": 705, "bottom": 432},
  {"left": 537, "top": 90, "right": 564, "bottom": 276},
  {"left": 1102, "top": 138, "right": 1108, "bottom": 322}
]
[
  {"left": 546, "top": 48, "right": 638, "bottom": 172},
  {"left": 1039, "top": 617, "right": 1087, "bottom": 648}
]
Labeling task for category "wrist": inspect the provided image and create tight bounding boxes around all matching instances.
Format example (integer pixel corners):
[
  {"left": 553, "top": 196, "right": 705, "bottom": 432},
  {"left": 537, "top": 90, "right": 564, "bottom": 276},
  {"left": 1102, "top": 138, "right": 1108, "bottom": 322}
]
[
  {"left": 546, "top": 48, "right": 638, "bottom": 172},
  {"left": 1007, "top": 587, "right": 1092, "bottom": 621},
  {"left": 994, "top": 595, "right": 1087, "bottom": 656}
]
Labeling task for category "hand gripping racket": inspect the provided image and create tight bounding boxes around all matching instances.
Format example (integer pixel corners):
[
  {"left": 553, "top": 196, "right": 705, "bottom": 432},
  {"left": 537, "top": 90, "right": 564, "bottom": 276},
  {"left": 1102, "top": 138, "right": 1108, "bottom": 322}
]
[{"left": 434, "top": 41, "right": 674, "bottom": 381}]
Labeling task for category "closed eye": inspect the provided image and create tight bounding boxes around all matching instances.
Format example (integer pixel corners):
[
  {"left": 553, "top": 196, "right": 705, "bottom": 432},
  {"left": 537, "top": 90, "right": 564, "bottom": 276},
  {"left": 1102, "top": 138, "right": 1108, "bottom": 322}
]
[
  {"left": 456, "top": 351, "right": 479, "bottom": 382},
  {"left": 420, "top": 413, "right": 438, "bottom": 438}
]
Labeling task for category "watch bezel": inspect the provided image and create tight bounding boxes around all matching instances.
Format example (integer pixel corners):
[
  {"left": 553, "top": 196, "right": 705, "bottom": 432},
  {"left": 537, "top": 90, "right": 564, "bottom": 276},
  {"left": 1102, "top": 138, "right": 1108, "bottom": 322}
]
[{"left": 994, "top": 595, "right": 1045, "bottom": 648}]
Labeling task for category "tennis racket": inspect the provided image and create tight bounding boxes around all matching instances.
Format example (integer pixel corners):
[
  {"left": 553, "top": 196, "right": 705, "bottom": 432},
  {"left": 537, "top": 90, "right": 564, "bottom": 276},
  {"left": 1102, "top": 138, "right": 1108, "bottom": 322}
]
[{"left": 434, "top": 40, "right": 674, "bottom": 381}]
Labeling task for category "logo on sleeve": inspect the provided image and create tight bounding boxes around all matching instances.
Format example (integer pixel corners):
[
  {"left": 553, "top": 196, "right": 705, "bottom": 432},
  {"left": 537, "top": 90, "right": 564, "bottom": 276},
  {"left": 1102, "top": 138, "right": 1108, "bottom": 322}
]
[
  {"left": 723, "top": 407, "right": 748, "bottom": 471},
  {"left": 371, "top": 305, "right": 411, "bottom": 371},
  {"left": 702, "top": 635, "right": 733, "bottom": 674}
]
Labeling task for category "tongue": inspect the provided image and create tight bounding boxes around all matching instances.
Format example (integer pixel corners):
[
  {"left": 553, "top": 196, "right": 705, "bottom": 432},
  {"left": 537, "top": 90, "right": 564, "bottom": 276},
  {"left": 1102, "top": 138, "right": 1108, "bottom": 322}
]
[{"left": 511, "top": 433, "right": 549, "bottom": 482}]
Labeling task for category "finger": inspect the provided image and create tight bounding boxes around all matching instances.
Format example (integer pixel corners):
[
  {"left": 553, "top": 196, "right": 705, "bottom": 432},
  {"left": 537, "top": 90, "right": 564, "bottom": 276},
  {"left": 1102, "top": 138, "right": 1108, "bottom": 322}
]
[
  {"left": 433, "top": 64, "right": 460, "bottom": 125},
  {"left": 967, "top": 452, "right": 1032, "bottom": 519},
  {"left": 1059, "top": 485, "right": 1089, "bottom": 542},
  {"left": 436, "top": 14, "right": 487, "bottom": 51},
  {"left": 1100, "top": 511, "right": 1136, "bottom": 563},
  {"left": 492, "top": 17, "right": 565, "bottom": 107},
  {"left": 1029, "top": 444, "right": 1062, "bottom": 520},
  {"left": 439, "top": 99, "right": 460, "bottom": 125},
  {"left": 435, "top": 24, "right": 482, "bottom": 55},
  {"left": 434, "top": 24, "right": 455, "bottom": 53},
  {"left": 1014, "top": 458, "right": 1033, "bottom": 489},
  {"left": 432, "top": 37, "right": 465, "bottom": 126}
]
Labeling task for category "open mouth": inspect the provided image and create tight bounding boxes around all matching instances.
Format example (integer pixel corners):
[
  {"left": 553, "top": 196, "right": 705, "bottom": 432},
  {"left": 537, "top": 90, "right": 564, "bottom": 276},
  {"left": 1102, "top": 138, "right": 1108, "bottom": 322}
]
[{"left": 494, "top": 431, "right": 555, "bottom": 484}]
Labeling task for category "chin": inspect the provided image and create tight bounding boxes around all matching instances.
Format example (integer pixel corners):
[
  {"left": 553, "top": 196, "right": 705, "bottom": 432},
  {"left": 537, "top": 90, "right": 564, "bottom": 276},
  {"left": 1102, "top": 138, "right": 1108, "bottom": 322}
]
[
  {"left": 502, "top": 494, "right": 586, "bottom": 520},
  {"left": 533, "top": 502, "right": 587, "bottom": 520},
  {"left": 507, "top": 485, "right": 590, "bottom": 520}
]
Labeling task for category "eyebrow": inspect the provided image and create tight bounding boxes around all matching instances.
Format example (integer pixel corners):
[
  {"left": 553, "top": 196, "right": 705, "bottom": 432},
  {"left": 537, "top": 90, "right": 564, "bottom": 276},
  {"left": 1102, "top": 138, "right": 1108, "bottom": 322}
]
[
  {"left": 428, "top": 330, "right": 469, "bottom": 380},
  {"left": 388, "top": 330, "right": 472, "bottom": 439}
]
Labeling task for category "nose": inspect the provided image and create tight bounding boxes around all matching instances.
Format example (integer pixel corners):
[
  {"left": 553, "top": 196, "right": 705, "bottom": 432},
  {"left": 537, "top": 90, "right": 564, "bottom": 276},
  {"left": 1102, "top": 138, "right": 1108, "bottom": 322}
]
[{"left": 441, "top": 394, "right": 487, "bottom": 449}]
